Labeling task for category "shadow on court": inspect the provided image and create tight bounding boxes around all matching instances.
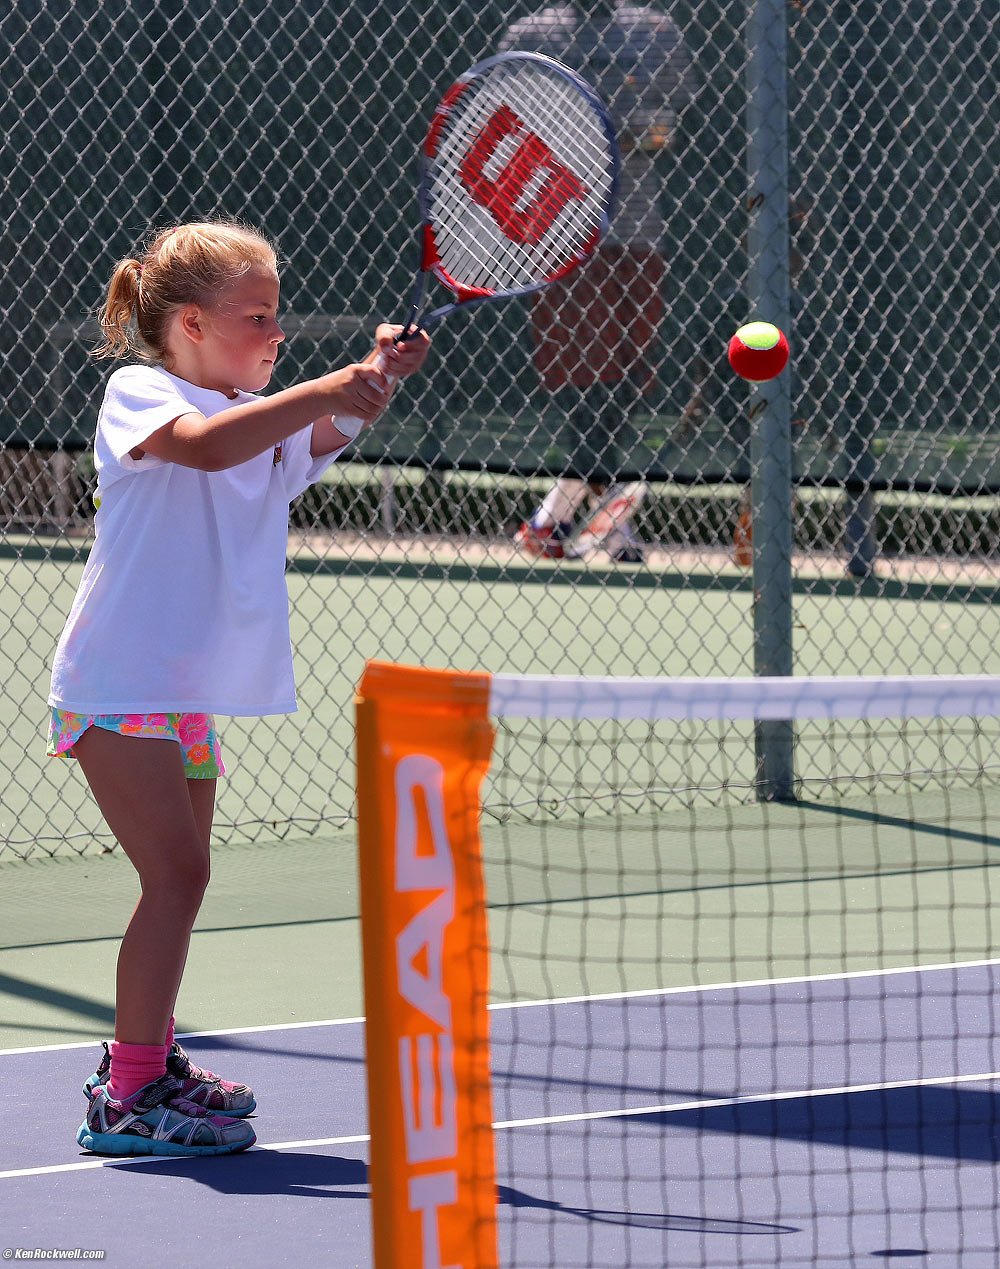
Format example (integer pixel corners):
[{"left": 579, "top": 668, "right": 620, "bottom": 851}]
[
  {"left": 490, "top": 1076, "right": 1000, "bottom": 1167},
  {"left": 188, "top": 1032, "right": 367, "bottom": 1069},
  {"left": 0, "top": 970, "right": 116, "bottom": 1029},
  {"left": 120, "top": 1150, "right": 369, "bottom": 1198},
  {"left": 497, "top": 1184, "right": 797, "bottom": 1235},
  {"left": 646, "top": 1083, "right": 1000, "bottom": 1163}
]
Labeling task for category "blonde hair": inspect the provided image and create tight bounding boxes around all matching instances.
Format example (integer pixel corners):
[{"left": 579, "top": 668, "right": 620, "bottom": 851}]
[{"left": 92, "top": 220, "right": 278, "bottom": 362}]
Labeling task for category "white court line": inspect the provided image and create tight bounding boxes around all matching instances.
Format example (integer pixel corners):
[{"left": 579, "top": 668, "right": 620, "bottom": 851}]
[
  {"left": 489, "top": 954, "right": 1000, "bottom": 1012},
  {"left": 4, "top": 1068, "right": 1000, "bottom": 1184},
  {"left": 494, "top": 1068, "right": 1000, "bottom": 1131},
  {"left": 0, "top": 1016, "right": 366, "bottom": 1058},
  {"left": 4, "top": 955, "right": 1000, "bottom": 1057},
  {"left": 0, "top": 1134, "right": 370, "bottom": 1182}
]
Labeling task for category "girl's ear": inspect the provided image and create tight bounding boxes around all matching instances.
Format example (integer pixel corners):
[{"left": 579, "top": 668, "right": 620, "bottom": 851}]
[{"left": 177, "top": 304, "right": 205, "bottom": 345}]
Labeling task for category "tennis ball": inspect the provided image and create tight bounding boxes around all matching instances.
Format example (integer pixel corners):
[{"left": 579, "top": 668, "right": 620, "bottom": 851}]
[{"left": 728, "top": 321, "right": 789, "bottom": 382}]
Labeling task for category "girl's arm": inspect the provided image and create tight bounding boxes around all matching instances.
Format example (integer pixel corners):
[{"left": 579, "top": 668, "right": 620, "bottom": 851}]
[
  {"left": 135, "top": 363, "right": 389, "bottom": 471},
  {"left": 310, "top": 324, "right": 432, "bottom": 458},
  {"left": 137, "top": 325, "right": 431, "bottom": 469}
]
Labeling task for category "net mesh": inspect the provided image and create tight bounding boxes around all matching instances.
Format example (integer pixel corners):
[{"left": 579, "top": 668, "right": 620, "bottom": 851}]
[{"left": 467, "top": 672, "right": 1000, "bottom": 1265}]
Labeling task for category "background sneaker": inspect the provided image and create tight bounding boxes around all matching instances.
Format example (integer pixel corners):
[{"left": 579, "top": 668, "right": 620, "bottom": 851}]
[
  {"left": 604, "top": 522, "right": 646, "bottom": 564},
  {"left": 513, "top": 521, "right": 571, "bottom": 559}
]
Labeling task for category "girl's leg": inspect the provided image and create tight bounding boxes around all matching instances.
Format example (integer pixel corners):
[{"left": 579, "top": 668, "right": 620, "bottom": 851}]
[
  {"left": 164, "top": 774, "right": 217, "bottom": 1040},
  {"left": 74, "top": 727, "right": 212, "bottom": 1048},
  {"left": 187, "top": 775, "right": 217, "bottom": 858}
]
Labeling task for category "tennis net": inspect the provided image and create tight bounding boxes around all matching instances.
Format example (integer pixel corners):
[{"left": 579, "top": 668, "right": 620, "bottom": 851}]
[{"left": 356, "top": 665, "right": 1000, "bottom": 1267}]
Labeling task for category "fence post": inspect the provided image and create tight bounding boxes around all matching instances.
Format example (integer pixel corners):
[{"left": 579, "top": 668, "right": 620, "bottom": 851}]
[{"left": 747, "top": 0, "right": 795, "bottom": 799}]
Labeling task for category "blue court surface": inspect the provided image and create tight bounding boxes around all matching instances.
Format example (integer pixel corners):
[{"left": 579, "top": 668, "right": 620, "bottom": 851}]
[{"left": 2, "top": 961, "right": 999, "bottom": 1268}]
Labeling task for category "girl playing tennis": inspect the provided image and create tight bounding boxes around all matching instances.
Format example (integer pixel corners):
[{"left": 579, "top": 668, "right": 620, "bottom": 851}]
[{"left": 48, "top": 220, "right": 430, "bottom": 1157}]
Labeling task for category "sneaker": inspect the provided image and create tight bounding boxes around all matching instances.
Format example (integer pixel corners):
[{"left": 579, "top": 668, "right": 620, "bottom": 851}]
[
  {"left": 84, "top": 1041, "right": 256, "bottom": 1117},
  {"left": 570, "top": 483, "right": 648, "bottom": 561},
  {"left": 604, "top": 523, "right": 646, "bottom": 565},
  {"left": 77, "top": 1075, "right": 256, "bottom": 1157},
  {"left": 610, "top": 543, "right": 646, "bottom": 564},
  {"left": 513, "top": 520, "right": 571, "bottom": 559}
]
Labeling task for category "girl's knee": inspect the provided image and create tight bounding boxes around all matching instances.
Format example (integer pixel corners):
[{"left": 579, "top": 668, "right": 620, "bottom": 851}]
[
  {"left": 138, "top": 838, "right": 210, "bottom": 907},
  {"left": 179, "top": 854, "right": 211, "bottom": 903}
]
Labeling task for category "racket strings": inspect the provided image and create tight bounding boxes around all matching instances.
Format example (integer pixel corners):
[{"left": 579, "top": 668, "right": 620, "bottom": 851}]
[
  {"left": 453, "top": 81, "right": 607, "bottom": 279},
  {"left": 435, "top": 75, "right": 556, "bottom": 287},
  {"left": 429, "top": 60, "right": 615, "bottom": 295}
]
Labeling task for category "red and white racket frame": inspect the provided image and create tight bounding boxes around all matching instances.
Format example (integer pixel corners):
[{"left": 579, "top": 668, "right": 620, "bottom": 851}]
[{"left": 402, "top": 50, "right": 620, "bottom": 337}]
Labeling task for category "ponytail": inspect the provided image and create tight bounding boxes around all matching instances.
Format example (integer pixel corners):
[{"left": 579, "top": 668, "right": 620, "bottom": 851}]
[{"left": 92, "top": 258, "right": 144, "bottom": 359}]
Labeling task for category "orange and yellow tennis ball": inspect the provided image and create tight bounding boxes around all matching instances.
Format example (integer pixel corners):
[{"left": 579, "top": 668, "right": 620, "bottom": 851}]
[{"left": 728, "top": 321, "right": 790, "bottom": 382}]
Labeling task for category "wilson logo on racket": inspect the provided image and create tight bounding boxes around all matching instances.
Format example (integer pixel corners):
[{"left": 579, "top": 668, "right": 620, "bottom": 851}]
[{"left": 458, "top": 104, "right": 587, "bottom": 246}]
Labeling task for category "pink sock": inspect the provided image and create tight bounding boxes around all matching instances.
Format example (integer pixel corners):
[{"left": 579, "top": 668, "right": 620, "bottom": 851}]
[
  {"left": 165, "top": 1016, "right": 175, "bottom": 1050},
  {"left": 107, "top": 1040, "right": 169, "bottom": 1103}
]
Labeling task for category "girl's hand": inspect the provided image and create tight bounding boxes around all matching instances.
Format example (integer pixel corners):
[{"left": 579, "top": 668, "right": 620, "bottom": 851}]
[
  {"left": 321, "top": 362, "right": 390, "bottom": 425},
  {"left": 374, "top": 324, "right": 432, "bottom": 377}
]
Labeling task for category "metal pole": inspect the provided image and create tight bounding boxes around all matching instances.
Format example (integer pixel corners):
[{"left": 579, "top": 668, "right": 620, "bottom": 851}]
[{"left": 746, "top": 0, "right": 795, "bottom": 799}]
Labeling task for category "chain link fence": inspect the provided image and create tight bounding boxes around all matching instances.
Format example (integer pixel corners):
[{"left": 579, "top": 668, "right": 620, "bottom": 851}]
[{"left": 1, "top": 0, "right": 997, "bottom": 858}]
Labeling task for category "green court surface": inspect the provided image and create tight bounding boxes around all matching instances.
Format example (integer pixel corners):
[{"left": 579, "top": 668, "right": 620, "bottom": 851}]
[
  {"left": 484, "top": 787, "right": 1000, "bottom": 1002},
  {"left": 2, "top": 553, "right": 999, "bottom": 1050},
  {"left": 0, "top": 837, "right": 364, "bottom": 1050},
  {"left": 4, "top": 781, "right": 1000, "bottom": 1052}
]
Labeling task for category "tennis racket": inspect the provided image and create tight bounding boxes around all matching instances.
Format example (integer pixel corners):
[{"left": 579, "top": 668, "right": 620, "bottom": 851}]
[{"left": 335, "top": 51, "right": 619, "bottom": 436}]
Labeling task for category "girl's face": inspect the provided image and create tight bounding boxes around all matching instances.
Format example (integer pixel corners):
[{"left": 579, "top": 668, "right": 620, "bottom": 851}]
[{"left": 198, "top": 265, "right": 285, "bottom": 395}]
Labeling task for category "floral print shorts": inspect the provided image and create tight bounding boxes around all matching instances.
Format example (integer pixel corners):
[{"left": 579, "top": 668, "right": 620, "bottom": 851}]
[{"left": 47, "top": 710, "right": 225, "bottom": 779}]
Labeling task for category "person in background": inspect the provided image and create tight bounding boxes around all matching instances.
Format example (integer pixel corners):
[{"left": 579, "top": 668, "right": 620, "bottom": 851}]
[{"left": 506, "top": 1, "right": 695, "bottom": 563}]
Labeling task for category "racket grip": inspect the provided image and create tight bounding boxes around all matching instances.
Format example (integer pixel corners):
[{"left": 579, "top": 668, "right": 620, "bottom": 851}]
[
  {"left": 375, "top": 349, "right": 399, "bottom": 391},
  {"left": 332, "top": 351, "right": 397, "bottom": 442}
]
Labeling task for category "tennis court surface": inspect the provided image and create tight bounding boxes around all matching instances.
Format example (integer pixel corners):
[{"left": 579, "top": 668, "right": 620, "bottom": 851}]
[
  {"left": 3, "top": 962, "right": 1000, "bottom": 1266},
  {"left": 5, "top": 667, "right": 1000, "bottom": 1266}
]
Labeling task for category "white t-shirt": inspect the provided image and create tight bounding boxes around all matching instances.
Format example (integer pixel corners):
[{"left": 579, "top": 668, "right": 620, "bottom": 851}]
[{"left": 49, "top": 365, "right": 343, "bottom": 716}]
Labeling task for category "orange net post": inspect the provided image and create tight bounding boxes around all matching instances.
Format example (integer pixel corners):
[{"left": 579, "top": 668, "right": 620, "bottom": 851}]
[{"left": 355, "top": 660, "right": 499, "bottom": 1269}]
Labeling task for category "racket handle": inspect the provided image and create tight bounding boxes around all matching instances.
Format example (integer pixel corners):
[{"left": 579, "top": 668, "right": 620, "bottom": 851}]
[
  {"left": 331, "top": 351, "right": 397, "bottom": 442},
  {"left": 375, "top": 349, "right": 399, "bottom": 390}
]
